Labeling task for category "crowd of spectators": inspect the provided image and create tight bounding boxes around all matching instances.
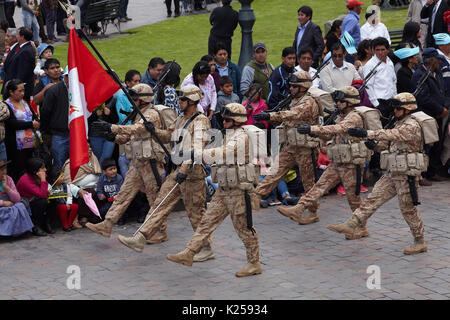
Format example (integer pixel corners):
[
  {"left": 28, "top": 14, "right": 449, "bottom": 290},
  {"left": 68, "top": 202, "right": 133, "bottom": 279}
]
[{"left": 0, "top": 0, "right": 449, "bottom": 239}]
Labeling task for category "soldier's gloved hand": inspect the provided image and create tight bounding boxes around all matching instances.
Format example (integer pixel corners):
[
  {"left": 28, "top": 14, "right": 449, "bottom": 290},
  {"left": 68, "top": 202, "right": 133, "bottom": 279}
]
[
  {"left": 365, "top": 139, "right": 377, "bottom": 150},
  {"left": 253, "top": 112, "right": 270, "bottom": 121},
  {"left": 91, "top": 120, "right": 112, "bottom": 134},
  {"left": 348, "top": 127, "right": 367, "bottom": 138},
  {"left": 144, "top": 121, "right": 155, "bottom": 133},
  {"left": 175, "top": 173, "right": 188, "bottom": 184},
  {"left": 105, "top": 132, "right": 116, "bottom": 142},
  {"left": 297, "top": 124, "right": 311, "bottom": 134}
]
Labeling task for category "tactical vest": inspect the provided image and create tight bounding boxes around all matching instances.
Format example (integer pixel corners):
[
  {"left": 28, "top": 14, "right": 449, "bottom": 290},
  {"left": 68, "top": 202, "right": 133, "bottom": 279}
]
[
  {"left": 124, "top": 107, "right": 166, "bottom": 162},
  {"left": 379, "top": 117, "right": 428, "bottom": 176},
  {"left": 247, "top": 60, "right": 274, "bottom": 100},
  {"left": 326, "top": 111, "right": 371, "bottom": 165}
]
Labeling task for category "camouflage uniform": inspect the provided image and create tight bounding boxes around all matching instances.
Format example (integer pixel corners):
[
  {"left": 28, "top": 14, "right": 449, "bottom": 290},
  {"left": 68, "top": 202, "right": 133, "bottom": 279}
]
[{"left": 254, "top": 94, "right": 320, "bottom": 203}]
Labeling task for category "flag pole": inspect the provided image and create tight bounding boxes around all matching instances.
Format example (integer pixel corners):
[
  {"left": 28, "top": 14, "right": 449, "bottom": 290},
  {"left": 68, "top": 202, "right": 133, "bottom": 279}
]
[{"left": 74, "top": 28, "right": 172, "bottom": 160}]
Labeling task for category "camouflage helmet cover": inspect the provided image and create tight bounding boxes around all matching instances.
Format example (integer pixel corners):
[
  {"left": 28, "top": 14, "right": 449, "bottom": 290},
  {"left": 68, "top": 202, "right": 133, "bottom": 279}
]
[
  {"left": 222, "top": 103, "right": 248, "bottom": 123},
  {"left": 179, "top": 84, "right": 203, "bottom": 102},
  {"left": 288, "top": 70, "right": 312, "bottom": 89},
  {"left": 130, "top": 83, "right": 154, "bottom": 103},
  {"left": 394, "top": 92, "right": 417, "bottom": 111}
]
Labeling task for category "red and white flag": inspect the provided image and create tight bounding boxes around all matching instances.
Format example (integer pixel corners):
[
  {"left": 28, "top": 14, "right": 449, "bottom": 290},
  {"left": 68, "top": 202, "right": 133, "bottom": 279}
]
[{"left": 68, "top": 28, "right": 119, "bottom": 180}]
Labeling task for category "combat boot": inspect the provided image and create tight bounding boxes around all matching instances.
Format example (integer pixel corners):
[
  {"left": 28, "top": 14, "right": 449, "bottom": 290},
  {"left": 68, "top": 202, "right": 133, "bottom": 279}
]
[
  {"left": 117, "top": 232, "right": 146, "bottom": 253},
  {"left": 145, "top": 231, "right": 169, "bottom": 244},
  {"left": 327, "top": 215, "right": 361, "bottom": 237},
  {"left": 297, "top": 210, "right": 320, "bottom": 225},
  {"left": 345, "top": 225, "right": 370, "bottom": 240},
  {"left": 167, "top": 248, "right": 196, "bottom": 266},
  {"left": 86, "top": 219, "right": 113, "bottom": 237},
  {"left": 193, "top": 245, "right": 215, "bottom": 262},
  {"left": 277, "top": 204, "right": 305, "bottom": 223},
  {"left": 250, "top": 193, "right": 261, "bottom": 210},
  {"left": 403, "top": 237, "right": 427, "bottom": 255},
  {"left": 235, "top": 261, "right": 262, "bottom": 277}
]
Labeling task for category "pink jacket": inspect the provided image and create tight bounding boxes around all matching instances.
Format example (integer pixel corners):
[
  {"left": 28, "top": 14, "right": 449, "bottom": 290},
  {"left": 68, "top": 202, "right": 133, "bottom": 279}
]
[
  {"left": 16, "top": 173, "right": 48, "bottom": 200},
  {"left": 242, "top": 98, "right": 269, "bottom": 129},
  {"left": 0, "top": 175, "right": 21, "bottom": 204}
]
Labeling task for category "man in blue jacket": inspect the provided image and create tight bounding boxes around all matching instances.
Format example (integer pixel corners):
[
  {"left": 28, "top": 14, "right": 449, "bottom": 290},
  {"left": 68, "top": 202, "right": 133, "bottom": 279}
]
[
  {"left": 141, "top": 57, "right": 165, "bottom": 89},
  {"left": 342, "top": 0, "right": 365, "bottom": 63},
  {"left": 213, "top": 43, "right": 242, "bottom": 100},
  {"left": 267, "top": 47, "right": 296, "bottom": 109}
]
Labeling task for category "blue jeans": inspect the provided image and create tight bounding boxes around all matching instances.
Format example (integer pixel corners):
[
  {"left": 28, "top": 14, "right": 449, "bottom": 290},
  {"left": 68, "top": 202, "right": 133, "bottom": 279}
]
[
  {"left": 118, "top": 153, "right": 130, "bottom": 178},
  {"left": 22, "top": 11, "right": 40, "bottom": 42},
  {"left": 0, "top": 141, "right": 7, "bottom": 161},
  {"left": 89, "top": 136, "right": 115, "bottom": 165},
  {"left": 119, "top": 0, "right": 129, "bottom": 18},
  {"left": 51, "top": 135, "right": 70, "bottom": 169}
]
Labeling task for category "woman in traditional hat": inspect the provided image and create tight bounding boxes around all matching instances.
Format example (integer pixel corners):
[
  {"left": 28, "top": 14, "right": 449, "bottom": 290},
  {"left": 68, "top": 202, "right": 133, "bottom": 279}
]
[{"left": 394, "top": 46, "right": 420, "bottom": 93}]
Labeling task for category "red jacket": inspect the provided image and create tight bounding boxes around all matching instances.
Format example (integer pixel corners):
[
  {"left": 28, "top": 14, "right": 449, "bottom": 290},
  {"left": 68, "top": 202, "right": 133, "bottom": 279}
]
[
  {"left": 243, "top": 98, "right": 269, "bottom": 129},
  {"left": 16, "top": 173, "right": 48, "bottom": 200}
]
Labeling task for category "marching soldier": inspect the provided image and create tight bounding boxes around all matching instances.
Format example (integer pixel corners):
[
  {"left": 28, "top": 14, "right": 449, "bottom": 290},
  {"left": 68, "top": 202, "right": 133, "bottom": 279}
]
[
  {"left": 86, "top": 83, "right": 169, "bottom": 243},
  {"left": 116, "top": 84, "right": 215, "bottom": 262},
  {"left": 328, "top": 93, "right": 428, "bottom": 255},
  {"left": 277, "top": 86, "right": 370, "bottom": 238},
  {"left": 252, "top": 70, "right": 321, "bottom": 222},
  {"left": 167, "top": 103, "right": 262, "bottom": 277}
]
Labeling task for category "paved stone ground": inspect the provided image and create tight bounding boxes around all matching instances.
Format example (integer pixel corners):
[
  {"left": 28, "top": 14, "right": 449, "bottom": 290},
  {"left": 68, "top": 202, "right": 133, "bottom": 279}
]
[{"left": 1, "top": 180, "right": 449, "bottom": 300}]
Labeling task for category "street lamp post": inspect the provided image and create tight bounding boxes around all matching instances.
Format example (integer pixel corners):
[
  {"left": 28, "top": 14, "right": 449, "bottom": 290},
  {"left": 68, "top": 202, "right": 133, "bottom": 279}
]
[{"left": 237, "top": 0, "right": 255, "bottom": 71}]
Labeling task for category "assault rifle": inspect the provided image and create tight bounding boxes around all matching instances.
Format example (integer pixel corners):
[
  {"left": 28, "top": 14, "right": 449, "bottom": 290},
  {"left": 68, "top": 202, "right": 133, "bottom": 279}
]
[
  {"left": 358, "top": 60, "right": 382, "bottom": 93},
  {"left": 311, "top": 55, "right": 332, "bottom": 81}
]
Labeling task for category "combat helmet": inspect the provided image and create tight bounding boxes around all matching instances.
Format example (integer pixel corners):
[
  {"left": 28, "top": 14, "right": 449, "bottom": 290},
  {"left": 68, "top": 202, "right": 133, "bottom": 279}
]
[
  {"left": 393, "top": 92, "right": 417, "bottom": 111},
  {"left": 332, "top": 86, "right": 361, "bottom": 105},
  {"left": 287, "top": 70, "right": 312, "bottom": 89},
  {"left": 178, "top": 84, "right": 203, "bottom": 102},
  {"left": 222, "top": 103, "right": 248, "bottom": 123},
  {"left": 130, "top": 83, "right": 154, "bottom": 103}
]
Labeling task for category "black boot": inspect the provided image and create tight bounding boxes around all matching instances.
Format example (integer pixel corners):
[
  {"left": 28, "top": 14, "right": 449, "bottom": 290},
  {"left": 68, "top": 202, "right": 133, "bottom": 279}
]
[
  {"left": 32, "top": 226, "right": 47, "bottom": 236},
  {"left": 43, "top": 214, "right": 55, "bottom": 234}
]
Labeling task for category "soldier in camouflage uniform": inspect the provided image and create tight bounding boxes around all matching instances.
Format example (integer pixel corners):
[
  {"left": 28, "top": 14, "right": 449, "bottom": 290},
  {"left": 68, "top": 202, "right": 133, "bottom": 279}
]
[
  {"left": 86, "top": 83, "right": 168, "bottom": 242},
  {"left": 328, "top": 93, "right": 428, "bottom": 255},
  {"left": 167, "top": 103, "right": 262, "bottom": 277},
  {"left": 252, "top": 70, "right": 320, "bottom": 217},
  {"left": 278, "top": 86, "right": 370, "bottom": 235},
  {"left": 116, "top": 84, "right": 215, "bottom": 262}
]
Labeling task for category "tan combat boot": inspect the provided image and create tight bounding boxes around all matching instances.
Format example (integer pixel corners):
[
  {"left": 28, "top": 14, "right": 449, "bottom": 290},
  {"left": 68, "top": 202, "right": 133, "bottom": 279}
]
[
  {"left": 277, "top": 204, "right": 305, "bottom": 223},
  {"left": 117, "top": 232, "right": 146, "bottom": 253},
  {"left": 327, "top": 215, "right": 361, "bottom": 238},
  {"left": 193, "top": 245, "right": 215, "bottom": 262},
  {"left": 167, "top": 248, "right": 196, "bottom": 266},
  {"left": 250, "top": 193, "right": 261, "bottom": 211},
  {"left": 235, "top": 261, "right": 262, "bottom": 277},
  {"left": 86, "top": 219, "right": 113, "bottom": 237},
  {"left": 298, "top": 210, "right": 320, "bottom": 225},
  {"left": 345, "top": 225, "right": 370, "bottom": 240},
  {"left": 403, "top": 237, "right": 427, "bottom": 255},
  {"left": 145, "top": 231, "right": 169, "bottom": 244}
]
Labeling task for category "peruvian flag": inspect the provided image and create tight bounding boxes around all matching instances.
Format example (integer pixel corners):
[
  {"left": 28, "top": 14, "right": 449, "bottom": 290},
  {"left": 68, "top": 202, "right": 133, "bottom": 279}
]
[{"left": 68, "top": 28, "right": 120, "bottom": 180}]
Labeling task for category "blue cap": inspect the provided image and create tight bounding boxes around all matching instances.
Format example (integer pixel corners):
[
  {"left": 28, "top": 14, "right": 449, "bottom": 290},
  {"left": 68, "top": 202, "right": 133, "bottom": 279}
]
[
  {"left": 394, "top": 47, "right": 420, "bottom": 60},
  {"left": 253, "top": 42, "right": 267, "bottom": 52},
  {"left": 64, "top": 66, "right": 69, "bottom": 76},
  {"left": 37, "top": 43, "right": 54, "bottom": 57},
  {"left": 422, "top": 47, "right": 447, "bottom": 63},
  {"left": 433, "top": 33, "right": 450, "bottom": 45},
  {"left": 340, "top": 31, "right": 357, "bottom": 55}
]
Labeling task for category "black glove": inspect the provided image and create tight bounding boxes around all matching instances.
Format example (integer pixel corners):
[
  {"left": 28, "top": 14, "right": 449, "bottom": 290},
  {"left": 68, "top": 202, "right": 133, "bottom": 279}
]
[
  {"left": 105, "top": 132, "right": 116, "bottom": 142},
  {"left": 179, "top": 150, "right": 195, "bottom": 161},
  {"left": 297, "top": 124, "right": 311, "bottom": 134},
  {"left": 348, "top": 127, "right": 367, "bottom": 138},
  {"left": 91, "top": 120, "right": 112, "bottom": 134},
  {"left": 144, "top": 121, "right": 155, "bottom": 133},
  {"left": 175, "top": 173, "right": 188, "bottom": 184},
  {"left": 253, "top": 112, "right": 270, "bottom": 121},
  {"left": 365, "top": 139, "right": 377, "bottom": 150}
]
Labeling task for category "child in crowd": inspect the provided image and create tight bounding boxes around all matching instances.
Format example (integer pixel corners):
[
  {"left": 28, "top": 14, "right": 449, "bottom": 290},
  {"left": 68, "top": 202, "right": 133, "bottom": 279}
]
[
  {"left": 34, "top": 43, "right": 54, "bottom": 78},
  {"left": 215, "top": 76, "right": 240, "bottom": 128},
  {"left": 47, "top": 167, "right": 79, "bottom": 232},
  {"left": 0, "top": 159, "right": 34, "bottom": 236},
  {"left": 96, "top": 158, "right": 123, "bottom": 219},
  {"left": 242, "top": 83, "right": 269, "bottom": 129}
]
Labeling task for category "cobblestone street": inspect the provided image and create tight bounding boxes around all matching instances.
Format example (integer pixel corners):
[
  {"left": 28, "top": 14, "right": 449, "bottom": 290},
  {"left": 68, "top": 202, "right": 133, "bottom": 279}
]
[{"left": 1, "top": 180, "right": 449, "bottom": 300}]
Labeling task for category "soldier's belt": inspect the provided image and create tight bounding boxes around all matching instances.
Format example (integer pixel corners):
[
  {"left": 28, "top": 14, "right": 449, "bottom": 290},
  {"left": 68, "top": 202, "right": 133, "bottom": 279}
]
[
  {"left": 124, "top": 137, "right": 167, "bottom": 161},
  {"left": 277, "top": 126, "right": 320, "bottom": 148},
  {"left": 380, "top": 151, "right": 428, "bottom": 176},
  {"left": 211, "top": 164, "right": 260, "bottom": 190},
  {"left": 326, "top": 142, "right": 370, "bottom": 165}
]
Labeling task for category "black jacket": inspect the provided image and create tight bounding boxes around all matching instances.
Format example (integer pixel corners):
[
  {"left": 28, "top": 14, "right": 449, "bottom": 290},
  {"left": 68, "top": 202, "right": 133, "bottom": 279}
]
[
  {"left": 396, "top": 66, "right": 414, "bottom": 94},
  {"left": 293, "top": 21, "right": 325, "bottom": 67},
  {"left": 421, "top": 0, "right": 450, "bottom": 47},
  {"left": 412, "top": 65, "right": 449, "bottom": 118},
  {"left": 209, "top": 4, "right": 238, "bottom": 39},
  {"left": 3, "top": 42, "right": 36, "bottom": 102},
  {"left": 267, "top": 63, "right": 295, "bottom": 109},
  {"left": 40, "top": 81, "right": 70, "bottom": 136}
]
